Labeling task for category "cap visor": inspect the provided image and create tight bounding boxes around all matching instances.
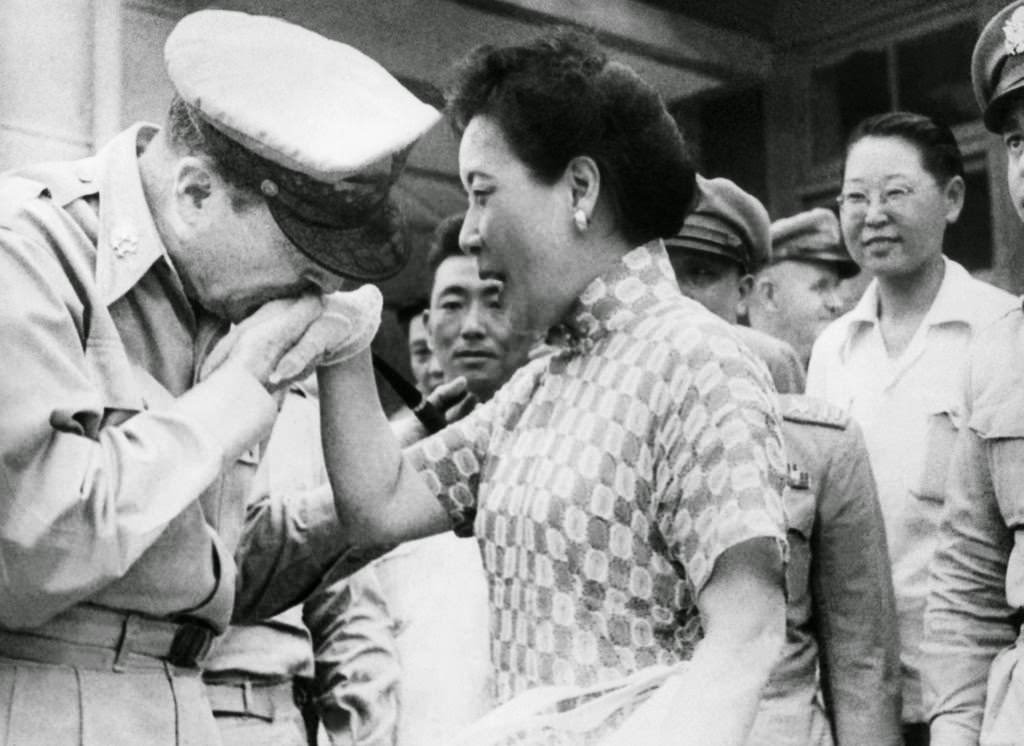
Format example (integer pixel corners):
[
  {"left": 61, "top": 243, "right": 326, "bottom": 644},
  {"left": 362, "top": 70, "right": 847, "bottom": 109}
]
[
  {"left": 986, "top": 57, "right": 1024, "bottom": 131},
  {"left": 267, "top": 198, "right": 409, "bottom": 282}
]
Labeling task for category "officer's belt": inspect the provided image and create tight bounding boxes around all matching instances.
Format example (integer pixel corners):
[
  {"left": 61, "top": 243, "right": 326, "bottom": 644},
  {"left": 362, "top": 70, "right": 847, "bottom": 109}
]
[
  {"left": 205, "top": 679, "right": 299, "bottom": 721},
  {"left": 0, "top": 604, "right": 215, "bottom": 671}
]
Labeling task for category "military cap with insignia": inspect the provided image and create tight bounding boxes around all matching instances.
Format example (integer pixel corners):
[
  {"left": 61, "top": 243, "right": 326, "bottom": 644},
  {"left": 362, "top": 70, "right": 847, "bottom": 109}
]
[
  {"left": 164, "top": 10, "right": 441, "bottom": 281},
  {"left": 664, "top": 175, "right": 771, "bottom": 274},
  {"left": 973, "top": 1, "right": 1024, "bottom": 132},
  {"left": 770, "top": 207, "right": 859, "bottom": 279}
]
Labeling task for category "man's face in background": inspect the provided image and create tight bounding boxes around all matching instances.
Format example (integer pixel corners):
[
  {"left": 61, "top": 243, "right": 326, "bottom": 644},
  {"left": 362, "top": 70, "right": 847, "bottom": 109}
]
[
  {"left": 427, "top": 254, "right": 532, "bottom": 402},
  {"left": 407, "top": 311, "right": 443, "bottom": 396},
  {"left": 667, "top": 250, "right": 745, "bottom": 323}
]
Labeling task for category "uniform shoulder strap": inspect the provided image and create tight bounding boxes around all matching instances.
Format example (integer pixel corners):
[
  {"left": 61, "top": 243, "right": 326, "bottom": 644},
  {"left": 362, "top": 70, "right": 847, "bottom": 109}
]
[
  {"left": 13, "top": 157, "right": 98, "bottom": 207},
  {"left": 779, "top": 393, "right": 848, "bottom": 430}
]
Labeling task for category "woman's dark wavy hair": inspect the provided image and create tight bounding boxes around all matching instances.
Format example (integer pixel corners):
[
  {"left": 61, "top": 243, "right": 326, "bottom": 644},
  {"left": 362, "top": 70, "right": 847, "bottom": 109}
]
[
  {"left": 844, "top": 111, "right": 965, "bottom": 184},
  {"left": 445, "top": 28, "right": 696, "bottom": 247}
]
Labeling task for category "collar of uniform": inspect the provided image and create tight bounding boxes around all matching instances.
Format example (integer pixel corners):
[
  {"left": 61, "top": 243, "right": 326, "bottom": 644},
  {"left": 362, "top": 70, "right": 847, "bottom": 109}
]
[
  {"left": 94, "top": 123, "right": 172, "bottom": 307},
  {"left": 551, "top": 240, "right": 679, "bottom": 352}
]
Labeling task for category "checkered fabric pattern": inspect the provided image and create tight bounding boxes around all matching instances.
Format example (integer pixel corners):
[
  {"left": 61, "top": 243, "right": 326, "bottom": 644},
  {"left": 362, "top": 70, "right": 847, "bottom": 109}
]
[{"left": 407, "top": 241, "right": 787, "bottom": 706}]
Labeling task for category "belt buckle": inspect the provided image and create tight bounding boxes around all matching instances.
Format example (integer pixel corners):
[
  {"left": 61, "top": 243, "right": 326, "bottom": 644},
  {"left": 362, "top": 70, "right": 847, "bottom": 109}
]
[{"left": 167, "top": 621, "right": 214, "bottom": 668}]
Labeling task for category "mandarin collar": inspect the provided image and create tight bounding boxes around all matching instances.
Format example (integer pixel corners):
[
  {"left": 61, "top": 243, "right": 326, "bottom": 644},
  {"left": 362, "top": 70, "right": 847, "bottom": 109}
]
[
  {"left": 546, "top": 240, "right": 679, "bottom": 354},
  {"left": 94, "top": 123, "right": 172, "bottom": 307}
]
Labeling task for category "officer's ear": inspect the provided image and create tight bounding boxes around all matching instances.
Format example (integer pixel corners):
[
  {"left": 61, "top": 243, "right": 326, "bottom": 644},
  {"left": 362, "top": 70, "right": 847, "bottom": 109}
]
[
  {"left": 172, "top": 156, "right": 218, "bottom": 220},
  {"left": 755, "top": 274, "right": 779, "bottom": 312}
]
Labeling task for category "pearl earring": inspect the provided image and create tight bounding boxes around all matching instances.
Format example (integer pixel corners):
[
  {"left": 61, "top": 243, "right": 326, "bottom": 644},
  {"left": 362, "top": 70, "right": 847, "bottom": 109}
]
[{"left": 573, "top": 208, "right": 589, "bottom": 233}]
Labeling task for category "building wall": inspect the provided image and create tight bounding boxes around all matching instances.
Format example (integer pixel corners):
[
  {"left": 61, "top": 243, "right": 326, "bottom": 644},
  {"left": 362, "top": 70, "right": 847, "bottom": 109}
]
[{"left": 761, "top": 0, "right": 1024, "bottom": 291}]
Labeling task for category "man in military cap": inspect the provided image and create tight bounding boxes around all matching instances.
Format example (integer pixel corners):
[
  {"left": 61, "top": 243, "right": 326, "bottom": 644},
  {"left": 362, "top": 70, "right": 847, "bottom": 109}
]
[
  {"left": 925, "top": 3, "right": 1024, "bottom": 744},
  {"left": 743, "top": 207, "right": 859, "bottom": 367},
  {"left": 0, "top": 9, "right": 439, "bottom": 745},
  {"left": 665, "top": 174, "right": 903, "bottom": 745},
  {"left": 745, "top": 390, "right": 902, "bottom": 746},
  {"left": 665, "top": 174, "right": 807, "bottom": 393}
]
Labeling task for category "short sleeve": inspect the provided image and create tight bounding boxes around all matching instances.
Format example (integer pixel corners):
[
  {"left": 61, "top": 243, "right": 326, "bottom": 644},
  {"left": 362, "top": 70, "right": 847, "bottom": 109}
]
[{"left": 654, "top": 326, "right": 788, "bottom": 596}]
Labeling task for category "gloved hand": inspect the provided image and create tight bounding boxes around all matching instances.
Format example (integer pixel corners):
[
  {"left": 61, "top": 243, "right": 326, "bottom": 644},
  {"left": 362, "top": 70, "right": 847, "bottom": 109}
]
[
  {"left": 199, "top": 294, "right": 324, "bottom": 390},
  {"left": 268, "top": 285, "right": 383, "bottom": 387}
]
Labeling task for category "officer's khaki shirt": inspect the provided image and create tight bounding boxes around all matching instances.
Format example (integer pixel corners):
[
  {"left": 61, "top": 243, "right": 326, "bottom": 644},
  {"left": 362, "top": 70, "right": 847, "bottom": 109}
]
[
  {"left": 0, "top": 124, "right": 347, "bottom": 632},
  {"left": 749, "top": 394, "right": 902, "bottom": 746},
  {"left": 925, "top": 304, "right": 1024, "bottom": 745},
  {"left": 732, "top": 325, "right": 807, "bottom": 394},
  {"left": 205, "top": 388, "right": 400, "bottom": 745}
]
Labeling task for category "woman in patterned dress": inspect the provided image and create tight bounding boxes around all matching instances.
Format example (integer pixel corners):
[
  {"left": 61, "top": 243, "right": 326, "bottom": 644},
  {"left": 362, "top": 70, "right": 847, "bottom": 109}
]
[{"left": 307, "top": 29, "right": 789, "bottom": 745}]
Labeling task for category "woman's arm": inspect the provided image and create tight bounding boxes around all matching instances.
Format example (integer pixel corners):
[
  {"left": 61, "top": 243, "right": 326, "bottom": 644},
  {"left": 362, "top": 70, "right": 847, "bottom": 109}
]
[
  {"left": 600, "top": 537, "right": 785, "bottom": 746},
  {"left": 317, "top": 349, "right": 452, "bottom": 547}
]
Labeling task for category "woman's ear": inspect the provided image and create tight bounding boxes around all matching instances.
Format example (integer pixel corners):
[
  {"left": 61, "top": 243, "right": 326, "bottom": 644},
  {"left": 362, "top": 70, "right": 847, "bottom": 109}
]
[
  {"left": 942, "top": 174, "right": 966, "bottom": 225},
  {"left": 566, "top": 155, "right": 601, "bottom": 217}
]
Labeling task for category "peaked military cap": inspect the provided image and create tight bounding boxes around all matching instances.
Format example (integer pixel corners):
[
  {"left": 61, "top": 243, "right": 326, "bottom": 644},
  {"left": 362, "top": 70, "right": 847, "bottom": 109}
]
[
  {"left": 665, "top": 175, "right": 770, "bottom": 275},
  {"left": 770, "top": 208, "right": 859, "bottom": 279},
  {"left": 164, "top": 10, "right": 441, "bottom": 281},
  {"left": 973, "top": 1, "right": 1024, "bottom": 132}
]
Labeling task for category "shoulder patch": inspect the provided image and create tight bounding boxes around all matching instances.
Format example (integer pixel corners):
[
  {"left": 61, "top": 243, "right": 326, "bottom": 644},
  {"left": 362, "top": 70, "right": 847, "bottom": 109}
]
[{"left": 779, "top": 394, "right": 848, "bottom": 430}]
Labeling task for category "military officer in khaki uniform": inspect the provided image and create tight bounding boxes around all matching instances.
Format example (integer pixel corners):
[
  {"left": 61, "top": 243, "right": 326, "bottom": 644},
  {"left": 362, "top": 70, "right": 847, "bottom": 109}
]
[
  {"left": 744, "top": 208, "right": 860, "bottom": 368},
  {"left": 748, "top": 395, "right": 902, "bottom": 746},
  {"left": 204, "top": 383, "right": 401, "bottom": 746},
  {"left": 0, "top": 9, "right": 439, "bottom": 745},
  {"left": 665, "top": 175, "right": 903, "bottom": 745},
  {"left": 665, "top": 174, "right": 808, "bottom": 394},
  {"left": 925, "top": 3, "right": 1024, "bottom": 743}
]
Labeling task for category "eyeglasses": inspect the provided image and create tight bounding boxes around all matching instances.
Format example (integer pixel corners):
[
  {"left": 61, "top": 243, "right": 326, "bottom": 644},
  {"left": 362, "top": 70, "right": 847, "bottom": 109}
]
[{"left": 835, "top": 183, "right": 918, "bottom": 215}]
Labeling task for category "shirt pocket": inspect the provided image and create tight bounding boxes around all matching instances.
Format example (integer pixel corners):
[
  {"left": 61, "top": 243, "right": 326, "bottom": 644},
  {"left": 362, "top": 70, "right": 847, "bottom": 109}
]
[
  {"left": 909, "top": 400, "right": 962, "bottom": 505},
  {"left": 971, "top": 400, "right": 1024, "bottom": 528}
]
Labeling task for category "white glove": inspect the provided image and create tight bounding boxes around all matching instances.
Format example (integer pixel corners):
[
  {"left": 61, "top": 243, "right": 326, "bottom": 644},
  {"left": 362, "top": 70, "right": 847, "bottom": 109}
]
[
  {"left": 198, "top": 294, "right": 323, "bottom": 386},
  {"left": 268, "top": 285, "right": 383, "bottom": 386}
]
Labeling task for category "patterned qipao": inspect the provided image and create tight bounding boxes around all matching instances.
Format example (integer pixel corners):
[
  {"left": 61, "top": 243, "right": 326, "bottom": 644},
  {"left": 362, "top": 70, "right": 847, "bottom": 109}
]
[{"left": 406, "top": 241, "right": 788, "bottom": 704}]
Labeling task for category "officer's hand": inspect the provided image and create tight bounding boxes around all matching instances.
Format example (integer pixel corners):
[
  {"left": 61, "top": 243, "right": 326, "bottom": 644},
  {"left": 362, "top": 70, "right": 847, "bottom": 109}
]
[
  {"left": 391, "top": 377, "right": 476, "bottom": 447},
  {"left": 202, "top": 294, "right": 323, "bottom": 389},
  {"left": 432, "top": 376, "right": 478, "bottom": 424},
  {"left": 268, "top": 285, "right": 383, "bottom": 387}
]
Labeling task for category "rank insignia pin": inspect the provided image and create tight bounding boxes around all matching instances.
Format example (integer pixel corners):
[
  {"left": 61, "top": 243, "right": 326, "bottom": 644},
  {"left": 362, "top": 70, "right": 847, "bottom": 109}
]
[{"left": 787, "top": 463, "right": 810, "bottom": 490}]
